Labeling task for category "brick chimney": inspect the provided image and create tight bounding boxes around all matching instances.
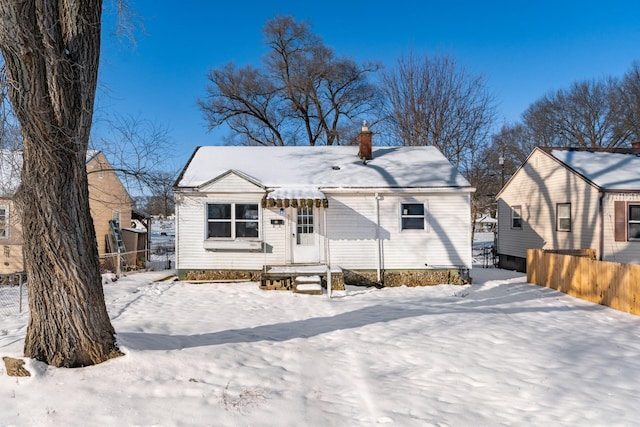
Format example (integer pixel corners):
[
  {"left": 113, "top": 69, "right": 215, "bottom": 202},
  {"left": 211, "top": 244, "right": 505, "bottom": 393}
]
[{"left": 358, "top": 120, "right": 372, "bottom": 160}]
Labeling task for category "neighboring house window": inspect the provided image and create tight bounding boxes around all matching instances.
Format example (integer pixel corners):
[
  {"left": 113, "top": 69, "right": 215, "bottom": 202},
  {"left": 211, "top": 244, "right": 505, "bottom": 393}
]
[
  {"left": 628, "top": 204, "right": 640, "bottom": 240},
  {"left": 0, "top": 205, "right": 7, "bottom": 239},
  {"left": 401, "top": 203, "right": 427, "bottom": 230},
  {"left": 3, "top": 246, "right": 9, "bottom": 257},
  {"left": 112, "top": 210, "right": 121, "bottom": 227},
  {"left": 556, "top": 203, "right": 571, "bottom": 232},
  {"left": 511, "top": 206, "right": 522, "bottom": 229},
  {"left": 614, "top": 201, "right": 640, "bottom": 242},
  {"left": 98, "top": 163, "right": 104, "bottom": 179},
  {"left": 207, "top": 203, "right": 259, "bottom": 239}
]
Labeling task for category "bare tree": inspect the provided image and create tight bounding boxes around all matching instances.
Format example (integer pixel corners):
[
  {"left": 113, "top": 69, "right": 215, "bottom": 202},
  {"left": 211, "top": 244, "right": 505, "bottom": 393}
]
[
  {"left": 522, "top": 78, "right": 629, "bottom": 148},
  {"left": 0, "top": 0, "right": 120, "bottom": 367},
  {"left": 199, "top": 15, "right": 380, "bottom": 146},
  {"left": 381, "top": 52, "right": 495, "bottom": 169},
  {"left": 491, "top": 123, "right": 535, "bottom": 165},
  {"left": 92, "top": 113, "right": 174, "bottom": 197},
  {"left": 620, "top": 62, "right": 640, "bottom": 141},
  {"left": 140, "top": 171, "right": 176, "bottom": 217}
]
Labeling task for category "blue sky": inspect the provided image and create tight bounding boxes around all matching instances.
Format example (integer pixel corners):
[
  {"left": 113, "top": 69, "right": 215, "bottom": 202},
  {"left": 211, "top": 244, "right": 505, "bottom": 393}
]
[{"left": 95, "top": 0, "right": 640, "bottom": 170}]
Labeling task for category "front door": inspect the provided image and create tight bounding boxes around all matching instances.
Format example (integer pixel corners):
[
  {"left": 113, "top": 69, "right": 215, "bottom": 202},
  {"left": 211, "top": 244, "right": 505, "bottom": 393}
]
[{"left": 292, "top": 207, "right": 320, "bottom": 263}]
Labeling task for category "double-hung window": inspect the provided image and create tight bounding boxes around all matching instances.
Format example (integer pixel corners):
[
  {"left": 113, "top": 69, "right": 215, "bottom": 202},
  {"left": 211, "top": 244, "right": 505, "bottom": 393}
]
[
  {"left": 614, "top": 202, "right": 640, "bottom": 241},
  {"left": 556, "top": 203, "right": 571, "bottom": 232},
  {"left": 628, "top": 204, "right": 640, "bottom": 240},
  {"left": 511, "top": 206, "right": 522, "bottom": 229},
  {"left": 401, "top": 203, "right": 427, "bottom": 230},
  {"left": 0, "top": 205, "right": 7, "bottom": 239},
  {"left": 207, "top": 203, "right": 259, "bottom": 239}
]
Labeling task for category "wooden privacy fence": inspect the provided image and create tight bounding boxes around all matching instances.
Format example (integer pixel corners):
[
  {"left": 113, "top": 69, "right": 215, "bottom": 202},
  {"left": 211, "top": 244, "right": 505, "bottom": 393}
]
[{"left": 527, "top": 249, "right": 640, "bottom": 316}]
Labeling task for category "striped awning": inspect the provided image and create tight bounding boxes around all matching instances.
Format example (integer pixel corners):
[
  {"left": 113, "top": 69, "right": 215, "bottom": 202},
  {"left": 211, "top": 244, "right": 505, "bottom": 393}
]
[{"left": 262, "top": 187, "right": 328, "bottom": 208}]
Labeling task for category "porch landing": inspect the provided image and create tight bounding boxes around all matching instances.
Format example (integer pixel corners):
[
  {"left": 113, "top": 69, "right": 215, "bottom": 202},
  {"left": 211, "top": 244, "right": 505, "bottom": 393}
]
[{"left": 260, "top": 264, "right": 343, "bottom": 294}]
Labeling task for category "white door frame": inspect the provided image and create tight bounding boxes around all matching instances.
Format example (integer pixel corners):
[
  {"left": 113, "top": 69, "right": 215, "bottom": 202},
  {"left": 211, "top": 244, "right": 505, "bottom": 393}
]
[{"left": 291, "top": 206, "right": 321, "bottom": 264}]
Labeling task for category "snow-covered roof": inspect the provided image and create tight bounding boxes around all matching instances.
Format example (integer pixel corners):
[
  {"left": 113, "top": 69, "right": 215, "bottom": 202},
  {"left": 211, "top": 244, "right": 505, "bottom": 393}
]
[
  {"left": 176, "top": 146, "right": 472, "bottom": 191},
  {"left": 476, "top": 214, "right": 497, "bottom": 224},
  {"left": 549, "top": 148, "right": 640, "bottom": 190}
]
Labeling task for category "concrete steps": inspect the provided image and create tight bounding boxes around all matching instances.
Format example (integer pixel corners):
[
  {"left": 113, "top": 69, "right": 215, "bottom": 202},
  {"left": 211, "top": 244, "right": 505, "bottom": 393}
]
[{"left": 293, "top": 275, "right": 323, "bottom": 295}]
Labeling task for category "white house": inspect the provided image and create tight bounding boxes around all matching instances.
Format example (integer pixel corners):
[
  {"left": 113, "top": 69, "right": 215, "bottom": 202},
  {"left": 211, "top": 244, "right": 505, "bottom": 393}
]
[
  {"left": 496, "top": 145, "right": 640, "bottom": 272},
  {"left": 174, "top": 125, "right": 474, "bottom": 286}
]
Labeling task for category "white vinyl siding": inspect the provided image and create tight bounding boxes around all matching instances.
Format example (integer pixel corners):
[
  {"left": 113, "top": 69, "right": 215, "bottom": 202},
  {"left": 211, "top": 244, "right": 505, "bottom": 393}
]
[
  {"left": 176, "top": 169, "right": 472, "bottom": 271},
  {"left": 176, "top": 175, "right": 276, "bottom": 270},
  {"left": 326, "top": 192, "right": 471, "bottom": 270},
  {"left": 177, "top": 195, "right": 286, "bottom": 270},
  {"left": 324, "top": 196, "right": 378, "bottom": 269},
  {"left": 497, "top": 149, "right": 600, "bottom": 259},
  {"left": 178, "top": 189, "right": 472, "bottom": 272},
  {"left": 198, "top": 172, "right": 263, "bottom": 193}
]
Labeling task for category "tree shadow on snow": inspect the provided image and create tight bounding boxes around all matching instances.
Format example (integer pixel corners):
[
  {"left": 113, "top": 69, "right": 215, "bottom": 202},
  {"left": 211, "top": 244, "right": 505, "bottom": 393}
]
[{"left": 117, "top": 283, "right": 607, "bottom": 351}]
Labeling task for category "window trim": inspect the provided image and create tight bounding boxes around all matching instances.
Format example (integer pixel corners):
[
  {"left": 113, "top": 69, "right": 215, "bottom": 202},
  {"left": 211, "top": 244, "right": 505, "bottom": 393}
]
[
  {"left": 628, "top": 203, "right": 640, "bottom": 241},
  {"left": 400, "top": 202, "right": 429, "bottom": 231},
  {"left": 112, "top": 210, "right": 121, "bottom": 227},
  {"left": 205, "top": 202, "right": 260, "bottom": 240},
  {"left": 0, "top": 205, "right": 8, "bottom": 239},
  {"left": 511, "top": 205, "right": 522, "bottom": 229},
  {"left": 556, "top": 203, "right": 571, "bottom": 232}
]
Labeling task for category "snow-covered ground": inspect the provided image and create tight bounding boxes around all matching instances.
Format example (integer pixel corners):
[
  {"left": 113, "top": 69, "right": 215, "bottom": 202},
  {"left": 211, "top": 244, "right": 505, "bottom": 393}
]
[{"left": 2, "top": 263, "right": 640, "bottom": 426}]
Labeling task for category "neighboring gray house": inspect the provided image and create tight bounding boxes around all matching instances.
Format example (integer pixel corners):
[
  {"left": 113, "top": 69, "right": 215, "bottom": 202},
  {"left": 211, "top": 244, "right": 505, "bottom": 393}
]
[
  {"left": 496, "top": 145, "right": 640, "bottom": 272},
  {"left": 174, "top": 125, "right": 475, "bottom": 286}
]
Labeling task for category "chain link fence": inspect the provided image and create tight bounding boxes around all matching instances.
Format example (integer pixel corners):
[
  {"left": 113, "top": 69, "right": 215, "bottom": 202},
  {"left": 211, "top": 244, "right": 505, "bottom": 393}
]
[
  {"left": 0, "top": 272, "right": 27, "bottom": 317},
  {"left": 99, "top": 245, "right": 174, "bottom": 277},
  {"left": 2, "top": 247, "right": 173, "bottom": 317},
  {"left": 472, "top": 232, "right": 498, "bottom": 268}
]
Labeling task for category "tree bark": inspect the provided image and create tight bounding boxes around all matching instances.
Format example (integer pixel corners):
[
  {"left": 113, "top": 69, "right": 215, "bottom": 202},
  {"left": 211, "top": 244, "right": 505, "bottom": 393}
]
[{"left": 0, "top": 0, "right": 119, "bottom": 367}]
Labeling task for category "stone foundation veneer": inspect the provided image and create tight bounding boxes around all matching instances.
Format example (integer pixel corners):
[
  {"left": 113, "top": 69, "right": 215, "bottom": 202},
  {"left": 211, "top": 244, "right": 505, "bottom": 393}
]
[{"left": 178, "top": 268, "right": 469, "bottom": 288}]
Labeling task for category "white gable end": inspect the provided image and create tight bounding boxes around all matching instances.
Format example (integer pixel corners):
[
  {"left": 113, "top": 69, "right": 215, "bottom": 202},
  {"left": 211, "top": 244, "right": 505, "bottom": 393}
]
[{"left": 198, "top": 171, "right": 265, "bottom": 194}]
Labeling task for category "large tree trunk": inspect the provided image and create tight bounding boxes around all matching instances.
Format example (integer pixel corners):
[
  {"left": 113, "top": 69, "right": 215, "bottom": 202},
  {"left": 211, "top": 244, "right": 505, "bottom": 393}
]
[{"left": 0, "top": 0, "right": 119, "bottom": 367}]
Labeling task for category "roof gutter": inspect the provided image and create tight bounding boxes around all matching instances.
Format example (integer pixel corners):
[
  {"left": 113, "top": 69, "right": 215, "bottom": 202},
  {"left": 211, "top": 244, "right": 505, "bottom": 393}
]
[{"left": 320, "top": 186, "right": 475, "bottom": 194}]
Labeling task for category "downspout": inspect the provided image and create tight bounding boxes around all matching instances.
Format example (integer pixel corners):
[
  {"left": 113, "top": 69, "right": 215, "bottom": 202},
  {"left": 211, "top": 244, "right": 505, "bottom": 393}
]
[
  {"left": 375, "top": 192, "right": 383, "bottom": 283},
  {"left": 262, "top": 205, "right": 266, "bottom": 266},
  {"left": 323, "top": 205, "right": 330, "bottom": 266},
  {"left": 598, "top": 191, "right": 604, "bottom": 261},
  {"left": 323, "top": 207, "right": 332, "bottom": 297},
  {"left": 174, "top": 197, "right": 179, "bottom": 274}
]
